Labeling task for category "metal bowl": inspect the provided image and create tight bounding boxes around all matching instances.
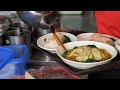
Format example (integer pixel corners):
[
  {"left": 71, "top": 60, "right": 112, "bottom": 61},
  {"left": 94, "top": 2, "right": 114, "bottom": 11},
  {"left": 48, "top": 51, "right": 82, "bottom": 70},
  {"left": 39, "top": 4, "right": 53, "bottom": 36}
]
[{"left": 17, "top": 11, "right": 58, "bottom": 28}]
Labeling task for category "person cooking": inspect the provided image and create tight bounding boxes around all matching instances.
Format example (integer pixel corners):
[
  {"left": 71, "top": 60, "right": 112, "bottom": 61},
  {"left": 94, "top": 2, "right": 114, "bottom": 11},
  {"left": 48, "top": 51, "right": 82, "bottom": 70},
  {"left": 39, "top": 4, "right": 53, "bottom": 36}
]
[{"left": 89, "top": 11, "right": 120, "bottom": 79}]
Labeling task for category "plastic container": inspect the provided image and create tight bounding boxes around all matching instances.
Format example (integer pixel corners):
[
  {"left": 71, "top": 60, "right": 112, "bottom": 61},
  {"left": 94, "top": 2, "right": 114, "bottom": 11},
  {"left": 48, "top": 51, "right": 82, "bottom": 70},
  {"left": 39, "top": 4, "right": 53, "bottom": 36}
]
[
  {"left": 0, "top": 47, "right": 16, "bottom": 79},
  {"left": 0, "top": 45, "right": 29, "bottom": 79},
  {"left": 0, "top": 64, "right": 16, "bottom": 79}
]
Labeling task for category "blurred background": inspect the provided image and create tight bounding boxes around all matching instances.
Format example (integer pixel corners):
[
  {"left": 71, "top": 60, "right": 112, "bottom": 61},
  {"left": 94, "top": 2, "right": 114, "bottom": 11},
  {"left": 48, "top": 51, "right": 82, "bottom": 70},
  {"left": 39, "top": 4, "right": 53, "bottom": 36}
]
[{"left": 0, "top": 11, "right": 97, "bottom": 32}]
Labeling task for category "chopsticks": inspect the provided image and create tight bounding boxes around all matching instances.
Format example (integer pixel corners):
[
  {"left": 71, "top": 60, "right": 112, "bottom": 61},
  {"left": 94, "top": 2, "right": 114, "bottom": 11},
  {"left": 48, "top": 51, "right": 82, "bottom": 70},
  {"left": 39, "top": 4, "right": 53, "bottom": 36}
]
[{"left": 51, "top": 26, "right": 66, "bottom": 51}]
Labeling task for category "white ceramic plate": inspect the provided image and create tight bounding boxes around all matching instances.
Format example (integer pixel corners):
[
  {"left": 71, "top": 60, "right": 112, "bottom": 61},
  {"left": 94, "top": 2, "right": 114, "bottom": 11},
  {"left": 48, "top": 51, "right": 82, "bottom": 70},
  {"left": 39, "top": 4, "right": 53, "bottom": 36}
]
[
  {"left": 56, "top": 41, "right": 117, "bottom": 69},
  {"left": 37, "top": 32, "right": 78, "bottom": 53},
  {"left": 77, "top": 33, "right": 119, "bottom": 41}
]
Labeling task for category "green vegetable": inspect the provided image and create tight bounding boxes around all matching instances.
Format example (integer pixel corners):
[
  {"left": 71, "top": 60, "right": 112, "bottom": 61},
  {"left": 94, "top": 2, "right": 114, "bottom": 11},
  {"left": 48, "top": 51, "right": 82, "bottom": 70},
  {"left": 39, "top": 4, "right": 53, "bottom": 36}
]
[
  {"left": 88, "top": 45, "right": 97, "bottom": 48},
  {"left": 73, "top": 46, "right": 79, "bottom": 49},
  {"left": 63, "top": 35, "right": 71, "bottom": 43},
  {"left": 85, "top": 59, "right": 98, "bottom": 63},
  {"left": 62, "top": 50, "right": 68, "bottom": 58}
]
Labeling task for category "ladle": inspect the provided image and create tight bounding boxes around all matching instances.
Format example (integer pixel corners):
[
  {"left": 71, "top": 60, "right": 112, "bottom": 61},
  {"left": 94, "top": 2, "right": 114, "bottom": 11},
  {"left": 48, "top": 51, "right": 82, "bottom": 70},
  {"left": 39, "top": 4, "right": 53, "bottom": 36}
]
[
  {"left": 17, "top": 11, "right": 58, "bottom": 29},
  {"left": 17, "top": 11, "right": 65, "bottom": 50}
]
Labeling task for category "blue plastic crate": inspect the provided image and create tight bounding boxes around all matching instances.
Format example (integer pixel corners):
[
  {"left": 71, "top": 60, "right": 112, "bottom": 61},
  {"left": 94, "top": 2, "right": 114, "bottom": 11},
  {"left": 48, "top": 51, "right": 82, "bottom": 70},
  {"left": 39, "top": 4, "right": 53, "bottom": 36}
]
[
  {"left": 0, "top": 47, "right": 16, "bottom": 79},
  {"left": 0, "top": 47, "right": 16, "bottom": 70},
  {"left": 0, "top": 45, "right": 29, "bottom": 79},
  {"left": 3, "top": 45, "right": 29, "bottom": 63}
]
